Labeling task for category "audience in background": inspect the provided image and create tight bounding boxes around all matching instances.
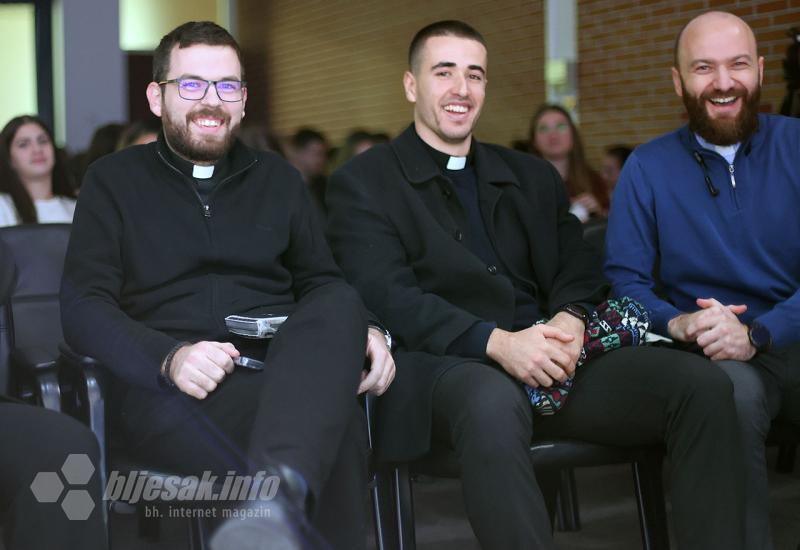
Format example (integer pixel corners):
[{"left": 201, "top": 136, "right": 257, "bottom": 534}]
[
  {"left": 236, "top": 124, "right": 284, "bottom": 155},
  {"left": 331, "top": 128, "right": 389, "bottom": 168},
  {"left": 529, "top": 104, "right": 608, "bottom": 222},
  {"left": 287, "top": 127, "right": 329, "bottom": 221},
  {"left": 69, "top": 122, "right": 125, "bottom": 186},
  {"left": 0, "top": 115, "right": 76, "bottom": 227},
  {"left": 116, "top": 119, "right": 161, "bottom": 150},
  {"left": 600, "top": 144, "right": 633, "bottom": 194}
]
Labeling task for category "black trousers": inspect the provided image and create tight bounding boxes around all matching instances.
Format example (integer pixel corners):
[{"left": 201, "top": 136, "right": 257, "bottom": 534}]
[
  {"left": 118, "top": 286, "right": 369, "bottom": 550},
  {"left": 431, "top": 345, "right": 746, "bottom": 550},
  {"left": 0, "top": 400, "right": 106, "bottom": 550}
]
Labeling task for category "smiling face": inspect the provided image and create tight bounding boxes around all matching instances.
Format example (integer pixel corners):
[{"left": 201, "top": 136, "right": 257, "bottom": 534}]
[
  {"left": 672, "top": 12, "right": 763, "bottom": 145},
  {"left": 9, "top": 122, "right": 55, "bottom": 182},
  {"left": 146, "top": 44, "right": 247, "bottom": 164},
  {"left": 403, "top": 35, "right": 487, "bottom": 155}
]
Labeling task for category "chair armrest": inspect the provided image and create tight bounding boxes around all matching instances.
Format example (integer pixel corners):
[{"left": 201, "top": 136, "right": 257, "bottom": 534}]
[
  {"left": 10, "top": 346, "right": 60, "bottom": 411},
  {"left": 11, "top": 346, "right": 57, "bottom": 371},
  {"left": 58, "top": 342, "right": 103, "bottom": 368},
  {"left": 58, "top": 343, "right": 109, "bottom": 482}
]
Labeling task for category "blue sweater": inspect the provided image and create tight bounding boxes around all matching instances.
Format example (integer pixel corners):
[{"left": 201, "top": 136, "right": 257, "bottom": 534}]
[{"left": 604, "top": 114, "right": 800, "bottom": 349}]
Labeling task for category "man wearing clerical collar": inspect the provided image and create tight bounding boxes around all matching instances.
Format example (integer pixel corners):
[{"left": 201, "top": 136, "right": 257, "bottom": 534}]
[
  {"left": 61, "top": 21, "right": 393, "bottom": 549},
  {"left": 606, "top": 11, "right": 800, "bottom": 549},
  {"left": 327, "top": 19, "right": 746, "bottom": 548}
]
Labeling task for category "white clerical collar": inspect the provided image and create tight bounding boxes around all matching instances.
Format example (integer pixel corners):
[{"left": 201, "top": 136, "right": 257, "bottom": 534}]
[
  {"left": 695, "top": 133, "right": 739, "bottom": 165},
  {"left": 192, "top": 164, "right": 215, "bottom": 179},
  {"left": 446, "top": 156, "right": 467, "bottom": 170}
]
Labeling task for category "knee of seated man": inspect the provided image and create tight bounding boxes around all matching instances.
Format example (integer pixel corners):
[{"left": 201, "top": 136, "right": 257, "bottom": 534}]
[
  {"left": 670, "top": 353, "right": 737, "bottom": 408},
  {"left": 453, "top": 375, "right": 533, "bottom": 450},
  {"left": 38, "top": 411, "right": 101, "bottom": 472}
]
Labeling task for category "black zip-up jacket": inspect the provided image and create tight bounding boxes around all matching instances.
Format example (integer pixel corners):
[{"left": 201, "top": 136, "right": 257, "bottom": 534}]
[{"left": 61, "top": 136, "right": 360, "bottom": 392}]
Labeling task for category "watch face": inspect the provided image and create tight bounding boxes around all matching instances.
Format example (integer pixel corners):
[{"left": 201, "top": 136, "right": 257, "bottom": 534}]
[{"left": 749, "top": 323, "right": 772, "bottom": 351}]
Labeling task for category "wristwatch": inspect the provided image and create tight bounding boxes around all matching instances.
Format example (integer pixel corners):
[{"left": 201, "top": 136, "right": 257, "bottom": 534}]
[
  {"left": 370, "top": 324, "right": 393, "bottom": 350},
  {"left": 557, "top": 303, "right": 589, "bottom": 326},
  {"left": 747, "top": 321, "right": 772, "bottom": 353}
]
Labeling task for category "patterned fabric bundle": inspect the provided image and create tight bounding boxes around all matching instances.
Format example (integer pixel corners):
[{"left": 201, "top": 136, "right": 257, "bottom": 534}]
[{"left": 525, "top": 297, "right": 650, "bottom": 415}]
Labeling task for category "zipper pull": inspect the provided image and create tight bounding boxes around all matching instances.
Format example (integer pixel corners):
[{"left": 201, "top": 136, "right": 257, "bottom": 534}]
[
  {"left": 728, "top": 164, "right": 736, "bottom": 188},
  {"left": 203, "top": 204, "right": 212, "bottom": 217}
]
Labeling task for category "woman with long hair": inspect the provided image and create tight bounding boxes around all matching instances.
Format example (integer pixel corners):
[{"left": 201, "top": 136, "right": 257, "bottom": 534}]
[
  {"left": 0, "top": 115, "right": 76, "bottom": 226},
  {"left": 529, "top": 104, "right": 608, "bottom": 221}
]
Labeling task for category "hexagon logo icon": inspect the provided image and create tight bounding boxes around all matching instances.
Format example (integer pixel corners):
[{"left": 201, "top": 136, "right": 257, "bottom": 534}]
[
  {"left": 61, "top": 489, "right": 95, "bottom": 520},
  {"left": 30, "top": 472, "right": 64, "bottom": 503},
  {"left": 61, "top": 454, "right": 95, "bottom": 485}
]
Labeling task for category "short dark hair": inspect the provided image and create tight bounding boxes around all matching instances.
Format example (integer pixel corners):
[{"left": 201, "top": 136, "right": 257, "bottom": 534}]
[
  {"left": 605, "top": 144, "right": 633, "bottom": 166},
  {"left": 153, "top": 21, "right": 244, "bottom": 82},
  {"left": 408, "top": 20, "right": 486, "bottom": 72},
  {"left": 291, "top": 128, "right": 327, "bottom": 149}
]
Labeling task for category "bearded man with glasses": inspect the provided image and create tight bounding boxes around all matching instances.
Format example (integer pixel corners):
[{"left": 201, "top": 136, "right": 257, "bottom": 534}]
[{"left": 61, "top": 20, "right": 393, "bottom": 550}]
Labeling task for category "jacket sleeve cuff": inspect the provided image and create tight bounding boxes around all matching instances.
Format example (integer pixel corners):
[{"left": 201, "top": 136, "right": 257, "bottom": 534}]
[
  {"left": 754, "top": 312, "right": 796, "bottom": 350},
  {"left": 651, "top": 302, "right": 683, "bottom": 337},
  {"left": 446, "top": 321, "right": 497, "bottom": 359}
]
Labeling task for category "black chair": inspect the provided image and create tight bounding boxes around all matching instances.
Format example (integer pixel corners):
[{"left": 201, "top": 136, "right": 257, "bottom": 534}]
[
  {"left": 582, "top": 219, "right": 607, "bottom": 260},
  {"left": 59, "top": 346, "right": 219, "bottom": 549},
  {"left": 372, "top": 439, "right": 669, "bottom": 550},
  {"left": 0, "top": 224, "right": 71, "bottom": 409},
  {"left": 0, "top": 240, "right": 17, "bottom": 396}
]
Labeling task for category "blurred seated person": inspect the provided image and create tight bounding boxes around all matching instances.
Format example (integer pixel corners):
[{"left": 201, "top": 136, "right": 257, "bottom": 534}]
[
  {"left": 0, "top": 116, "right": 76, "bottom": 227},
  {"left": 332, "top": 129, "right": 385, "bottom": 169},
  {"left": 529, "top": 104, "right": 608, "bottom": 222},
  {"left": 287, "top": 127, "right": 329, "bottom": 221},
  {"left": 69, "top": 122, "right": 125, "bottom": 187},
  {"left": 600, "top": 144, "right": 633, "bottom": 194},
  {"left": 235, "top": 124, "right": 284, "bottom": 155},
  {"left": 287, "top": 127, "right": 329, "bottom": 184},
  {"left": 116, "top": 119, "right": 161, "bottom": 150}
]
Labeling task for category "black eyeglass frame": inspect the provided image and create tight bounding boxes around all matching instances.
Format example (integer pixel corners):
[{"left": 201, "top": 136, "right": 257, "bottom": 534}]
[{"left": 158, "top": 78, "right": 247, "bottom": 102}]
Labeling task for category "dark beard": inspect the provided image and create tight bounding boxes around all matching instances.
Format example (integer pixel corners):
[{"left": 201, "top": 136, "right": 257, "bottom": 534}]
[
  {"left": 682, "top": 79, "right": 760, "bottom": 145},
  {"left": 163, "top": 107, "right": 236, "bottom": 163}
]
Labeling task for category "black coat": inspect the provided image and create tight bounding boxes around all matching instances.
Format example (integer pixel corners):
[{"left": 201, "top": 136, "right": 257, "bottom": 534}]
[
  {"left": 327, "top": 125, "right": 607, "bottom": 461},
  {"left": 62, "top": 137, "right": 360, "bottom": 393}
]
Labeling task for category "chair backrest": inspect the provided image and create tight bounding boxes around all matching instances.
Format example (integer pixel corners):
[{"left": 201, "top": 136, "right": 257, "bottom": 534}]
[
  {"left": 0, "top": 237, "right": 18, "bottom": 395},
  {"left": 582, "top": 220, "right": 608, "bottom": 260},
  {"left": 0, "top": 224, "right": 72, "bottom": 393}
]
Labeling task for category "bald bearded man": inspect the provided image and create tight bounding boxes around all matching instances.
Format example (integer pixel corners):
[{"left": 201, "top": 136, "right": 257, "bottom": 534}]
[{"left": 606, "top": 11, "right": 800, "bottom": 549}]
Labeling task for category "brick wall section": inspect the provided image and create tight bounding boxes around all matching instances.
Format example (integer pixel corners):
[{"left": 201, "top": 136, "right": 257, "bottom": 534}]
[
  {"left": 236, "top": 0, "right": 545, "bottom": 147},
  {"left": 578, "top": 0, "right": 800, "bottom": 164}
]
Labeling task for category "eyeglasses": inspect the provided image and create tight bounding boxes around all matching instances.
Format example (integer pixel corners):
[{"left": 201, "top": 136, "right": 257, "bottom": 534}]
[{"left": 159, "top": 78, "right": 246, "bottom": 102}]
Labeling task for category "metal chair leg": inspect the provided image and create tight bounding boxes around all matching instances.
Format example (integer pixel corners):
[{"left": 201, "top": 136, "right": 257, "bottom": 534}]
[
  {"left": 631, "top": 453, "right": 669, "bottom": 550},
  {"left": 392, "top": 464, "right": 416, "bottom": 550},
  {"left": 371, "top": 467, "right": 394, "bottom": 550},
  {"left": 556, "top": 468, "right": 581, "bottom": 531}
]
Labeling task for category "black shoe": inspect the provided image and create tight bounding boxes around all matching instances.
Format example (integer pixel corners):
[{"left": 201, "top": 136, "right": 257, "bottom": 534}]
[{"left": 209, "top": 464, "right": 325, "bottom": 550}]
